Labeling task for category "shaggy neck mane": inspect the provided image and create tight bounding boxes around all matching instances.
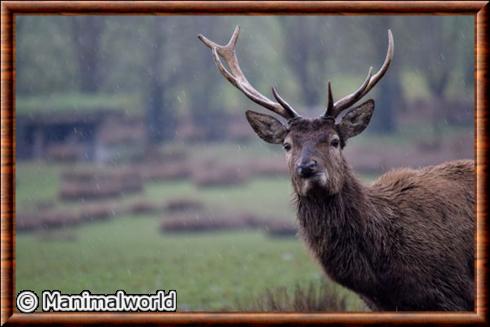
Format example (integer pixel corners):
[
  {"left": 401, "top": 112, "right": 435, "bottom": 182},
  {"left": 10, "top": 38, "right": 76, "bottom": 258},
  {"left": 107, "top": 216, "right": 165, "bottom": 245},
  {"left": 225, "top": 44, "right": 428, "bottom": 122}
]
[{"left": 295, "top": 171, "right": 391, "bottom": 298}]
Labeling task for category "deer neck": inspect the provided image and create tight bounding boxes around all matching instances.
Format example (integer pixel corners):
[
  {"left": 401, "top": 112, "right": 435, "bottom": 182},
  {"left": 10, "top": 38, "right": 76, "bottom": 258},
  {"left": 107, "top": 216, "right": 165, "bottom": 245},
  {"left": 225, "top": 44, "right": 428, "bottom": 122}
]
[
  {"left": 296, "top": 170, "right": 372, "bottom": 234},
  {"left": 295, "top": 171, "right": 388, "bottom": 292}
]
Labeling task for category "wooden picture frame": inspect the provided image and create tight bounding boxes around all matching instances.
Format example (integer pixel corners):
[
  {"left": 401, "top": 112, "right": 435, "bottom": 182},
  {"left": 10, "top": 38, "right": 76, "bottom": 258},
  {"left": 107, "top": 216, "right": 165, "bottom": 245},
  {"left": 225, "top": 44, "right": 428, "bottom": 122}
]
[{"left": 1, "top": 1, "right": 487, "bottom": 325}]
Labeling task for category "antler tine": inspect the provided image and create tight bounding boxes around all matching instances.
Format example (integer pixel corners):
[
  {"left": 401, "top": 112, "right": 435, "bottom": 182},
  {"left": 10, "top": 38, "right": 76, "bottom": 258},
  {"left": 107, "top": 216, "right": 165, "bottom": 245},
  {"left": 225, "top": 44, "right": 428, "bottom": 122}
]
[
  {"left": 364, "top": 29, "right": 394, "bottom": 94},
  {"left": 198, "top": 26, "right": 299, "bottom": 120},
  {"left": 325, "top": 81, "right": 334, "bottom": 117},
  {"left": 198, "top": 25, "right": 239, "bottom": 51},
  {"left": 327, "top": 30, "right": 394, "bottom": 119},
  {"left": 272, "top": 87, "right": 300, "bottom": 119},
  {"left": 329, "top": 67, "right": 373, "bottom": 117}
]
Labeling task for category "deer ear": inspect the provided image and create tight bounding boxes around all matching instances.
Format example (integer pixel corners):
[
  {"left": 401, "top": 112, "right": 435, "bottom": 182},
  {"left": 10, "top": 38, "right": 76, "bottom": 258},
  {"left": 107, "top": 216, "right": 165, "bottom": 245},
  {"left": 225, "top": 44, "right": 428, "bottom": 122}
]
[
  {"left": 337, "top": 99, "right": 375, "bottom": 140},
  {"left": 245, "top": 110, "right": 288, "bottom": 144}
]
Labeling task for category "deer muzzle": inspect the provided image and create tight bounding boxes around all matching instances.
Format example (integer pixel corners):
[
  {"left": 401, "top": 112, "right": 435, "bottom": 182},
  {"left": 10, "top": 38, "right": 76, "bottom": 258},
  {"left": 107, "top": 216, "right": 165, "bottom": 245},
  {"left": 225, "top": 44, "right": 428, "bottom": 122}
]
[{"left": 297, "top": 160, "right": 320, "bottom": 179}]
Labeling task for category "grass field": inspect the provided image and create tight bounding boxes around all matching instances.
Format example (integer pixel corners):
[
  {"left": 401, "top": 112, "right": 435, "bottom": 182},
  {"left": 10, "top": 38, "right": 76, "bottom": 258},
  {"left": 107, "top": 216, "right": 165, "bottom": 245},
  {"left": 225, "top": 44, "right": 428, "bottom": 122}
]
[
  {"left": 16, "top": 216, "right": 365, "bottom": 311},
  {"left": 15, "top": 154, "right": 367, "bottom": 311}
]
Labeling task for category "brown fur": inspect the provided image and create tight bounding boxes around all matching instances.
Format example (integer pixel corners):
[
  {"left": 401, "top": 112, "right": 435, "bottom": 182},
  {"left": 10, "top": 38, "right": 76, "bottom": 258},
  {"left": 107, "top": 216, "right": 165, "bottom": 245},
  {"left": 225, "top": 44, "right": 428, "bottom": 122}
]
[
  {"left": 248, "top": 116, "right": 475, "bottom": 311},
  {"left": 297, "top": 159, "right": 474, "bottom": 311}
]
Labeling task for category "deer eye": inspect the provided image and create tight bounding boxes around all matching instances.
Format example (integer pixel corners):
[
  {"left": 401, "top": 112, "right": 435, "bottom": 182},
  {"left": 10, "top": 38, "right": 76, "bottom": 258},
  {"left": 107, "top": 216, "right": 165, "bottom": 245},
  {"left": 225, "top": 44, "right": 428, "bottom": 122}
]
[
  {"left": 283, "top": 143, "right": 292, "bottom": 151},
  {"left": 330, "top": 138, "right": 340, "bottom": 148}
]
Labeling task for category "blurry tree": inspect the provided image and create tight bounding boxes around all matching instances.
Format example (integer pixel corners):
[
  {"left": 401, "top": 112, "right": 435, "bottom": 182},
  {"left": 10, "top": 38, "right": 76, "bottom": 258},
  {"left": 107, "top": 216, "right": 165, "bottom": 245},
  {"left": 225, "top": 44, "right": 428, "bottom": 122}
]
[
  {"left": 368, "top": 17, "right": 404, "bottom": 134},
  {"left": 70, "top": 17, "right": 105, "bottom": 93},
  {"left": 278, "top": 17, "right": 330, "bottom": 108},
  {"left": 185, "top": 17, "right": 226, "bottom": 140},
  {"left": 16, "top": 17, "right": 77, "bottom": 95},
  {"left": 413, "top": 17, "right": 466, "bottom": 147},
  {"left": 145, "top": 18, "right": 178, "bottom": 146},
  {"left": 424, "top": 21, "right": 458, "bottom": 98}
]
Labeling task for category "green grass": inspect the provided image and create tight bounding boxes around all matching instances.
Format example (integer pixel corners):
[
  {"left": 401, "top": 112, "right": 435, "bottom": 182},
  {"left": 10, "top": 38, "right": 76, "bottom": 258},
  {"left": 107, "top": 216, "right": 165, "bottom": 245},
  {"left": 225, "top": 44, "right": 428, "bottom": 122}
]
[
  {"left": 16, "top": 216, "right": 365, "bottom": 311},
  {"left": 144, "top": 178, "right": 295, "bottom": 219},
  {"left": 15, "top": 161, "right": 62, "bottom": 210}
]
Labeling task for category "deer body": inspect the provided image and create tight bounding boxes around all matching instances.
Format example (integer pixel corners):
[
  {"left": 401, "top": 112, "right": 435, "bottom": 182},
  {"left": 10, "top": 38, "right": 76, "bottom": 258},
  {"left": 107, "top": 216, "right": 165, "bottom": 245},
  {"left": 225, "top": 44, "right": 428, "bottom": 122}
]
[
  {"left": 297, "top": 159, "right": 474, "bottom": 311},
  {"left": 199, "top": 26, "right": 475, "bottom": 311}
]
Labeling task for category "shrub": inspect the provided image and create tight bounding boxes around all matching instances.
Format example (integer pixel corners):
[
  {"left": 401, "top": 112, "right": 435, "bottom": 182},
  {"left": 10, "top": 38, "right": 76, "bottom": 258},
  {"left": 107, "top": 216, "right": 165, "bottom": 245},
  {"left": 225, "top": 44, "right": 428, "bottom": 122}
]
[
  {"left": 36, "top": 201, "right": 55, "bottom": 210},
  {"left": 235, "top": 212, "right": 270, "bottom": 229},
  {"left": 191, "top": 165, "right": 248, "bottom": 187},
  {"left": 238, "top": 281, "right": 350, "bottom": 312},
  {"left": 46, "top": 144, "right": 87, "bottom": 162},
  {"left": 17, "top": 212, "right": 43, "bottom": 232},
  {"left": 161, "top": 214, "right": 245, "bottom": 233},
  {"left": 17, "top": 203, "right": 118, "bottom": 233},
  {"left": 264, "top": 220, "right": 298, "bottom": 238},
  {"left": 129, "top": 200, "right": 162, "bottom": 215},
  {"left": 59, "top": 182, "right": 121, "bottom": 201},
  {"left": 160, "top": 210, "right": 261, "bottom": 233},
  {"left": 40, "top": 210, "right": 82, "bottom": 229},
  {"left": 79, "top": 203, "right": 115, "bottom": 222},
  {"left": 160, "top": 209, "right": 295, "bottom": 234},
  {"left": 139, "top": 162, "right": 191, "bottom": 182},
  {"left": 247, "top": 159, "right": 289, "bottom": 178},
  {"left": 163, "top": 198, "right": 204, "bottom": 213},
  {"left": 60, "top": 167, "right": 143, "bottom": 201}
]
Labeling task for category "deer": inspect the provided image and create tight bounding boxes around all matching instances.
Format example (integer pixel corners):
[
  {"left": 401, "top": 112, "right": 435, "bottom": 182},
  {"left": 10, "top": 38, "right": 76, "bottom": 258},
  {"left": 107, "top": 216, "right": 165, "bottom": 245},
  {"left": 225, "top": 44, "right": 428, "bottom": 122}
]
[{"left": 198, "top": 26, "right": 475, "bottom": 311}]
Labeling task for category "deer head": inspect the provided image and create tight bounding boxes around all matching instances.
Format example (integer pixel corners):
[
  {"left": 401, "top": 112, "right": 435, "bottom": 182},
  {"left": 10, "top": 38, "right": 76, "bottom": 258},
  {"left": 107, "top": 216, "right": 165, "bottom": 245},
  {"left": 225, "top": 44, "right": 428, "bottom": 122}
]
[{"left": 198, "top": 26, "right": 394, "bottom": 197}]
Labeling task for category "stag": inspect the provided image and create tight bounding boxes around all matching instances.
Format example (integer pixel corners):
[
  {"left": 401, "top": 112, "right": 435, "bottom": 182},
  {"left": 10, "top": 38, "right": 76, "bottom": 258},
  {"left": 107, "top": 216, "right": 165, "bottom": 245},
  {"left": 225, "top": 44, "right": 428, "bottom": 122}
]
[{"left": 198, "top": 27, "right": 475, "bottom": 311}]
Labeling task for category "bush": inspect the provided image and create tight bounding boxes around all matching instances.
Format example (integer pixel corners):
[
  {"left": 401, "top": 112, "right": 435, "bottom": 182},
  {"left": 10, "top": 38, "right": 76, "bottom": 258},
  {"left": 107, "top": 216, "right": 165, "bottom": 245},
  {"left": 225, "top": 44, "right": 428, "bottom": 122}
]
[
  {"left": 16, "top": 209, "right": 82, "bottom": 232},
  {"left": 191, "top": 165, "right": 248, "bottom": 187},
  {"left": 17, "top": 212, "right": 43, "bottom": 232},
  {"left": 247, "top": 159, "right": 289, "bottom": 178},
  {"left": 161, "top": 214, "right": 245, "bottom": 233},
  {"left": 60, "top": 167, "right": 143, "bottom": 201},
  {"left": 17, "top": 203, "right": 118, "bottom": 233},
  {"left": 163, "top": 198, "right": 204, "bottom": 213},
  {"left": 59, "top": 182, "right": 122, "bottom": 201},
  {"left": 160, "top": 206, "right": 297, "bottom": 234},
  {"left": 239, "top": 281, "right": 349, "bottom": 312},
  {"left": 47, "top": 144, "right": 88, "bottom": 162},
  {"left": 40, "top": 210, "right": 82, "bottom": 229},
  {"left": 139, "top": 162, "right": 191, "bottom": 182},
  {"left": 264, "top": 220, "right": 298, "bottom": 238},
  {"left": 35, "top": 201, "right": 55, "bottom": 210},
  {"left": 79, "top": 203, "right": 116, "bottom": 222},
  {"left": 160, "top": 211, "right": 286, "bottom": 233},
  {"left": 129, "top": 200, "right": 162, "bottom": 215}
]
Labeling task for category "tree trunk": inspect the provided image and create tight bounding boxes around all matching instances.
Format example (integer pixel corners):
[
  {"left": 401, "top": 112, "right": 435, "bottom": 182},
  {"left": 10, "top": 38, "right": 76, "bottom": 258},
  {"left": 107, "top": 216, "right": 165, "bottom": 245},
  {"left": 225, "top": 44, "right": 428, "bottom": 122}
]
[
  {"left": 279, "top": 18, "right": 328, "bottom": 108},
  {"left": 71, "top": 17, "right": 105, "bottom": 93},
  {"left": 369, "top": 17, "right": 404, "bottom": 134},
  {"left": 145, "top": 19, "right": 176, "bottom": 147}
]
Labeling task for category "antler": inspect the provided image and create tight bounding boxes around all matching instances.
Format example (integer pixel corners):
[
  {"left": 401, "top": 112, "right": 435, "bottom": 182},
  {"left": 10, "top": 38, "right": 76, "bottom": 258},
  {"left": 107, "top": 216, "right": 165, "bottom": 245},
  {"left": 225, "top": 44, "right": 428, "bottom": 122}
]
[
  {"left": 198, "top": 26, "right": 300, "bottom": 120},
  {"left": 325, "top": 29, "right": 394, "bottom": 119}
]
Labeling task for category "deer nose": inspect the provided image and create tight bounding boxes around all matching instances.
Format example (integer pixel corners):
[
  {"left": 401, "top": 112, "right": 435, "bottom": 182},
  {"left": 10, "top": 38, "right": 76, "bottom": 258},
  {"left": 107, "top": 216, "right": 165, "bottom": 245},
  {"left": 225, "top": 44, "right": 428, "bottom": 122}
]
[{"left": 296, "top": 160, "right": 318, "bottom": 178}]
